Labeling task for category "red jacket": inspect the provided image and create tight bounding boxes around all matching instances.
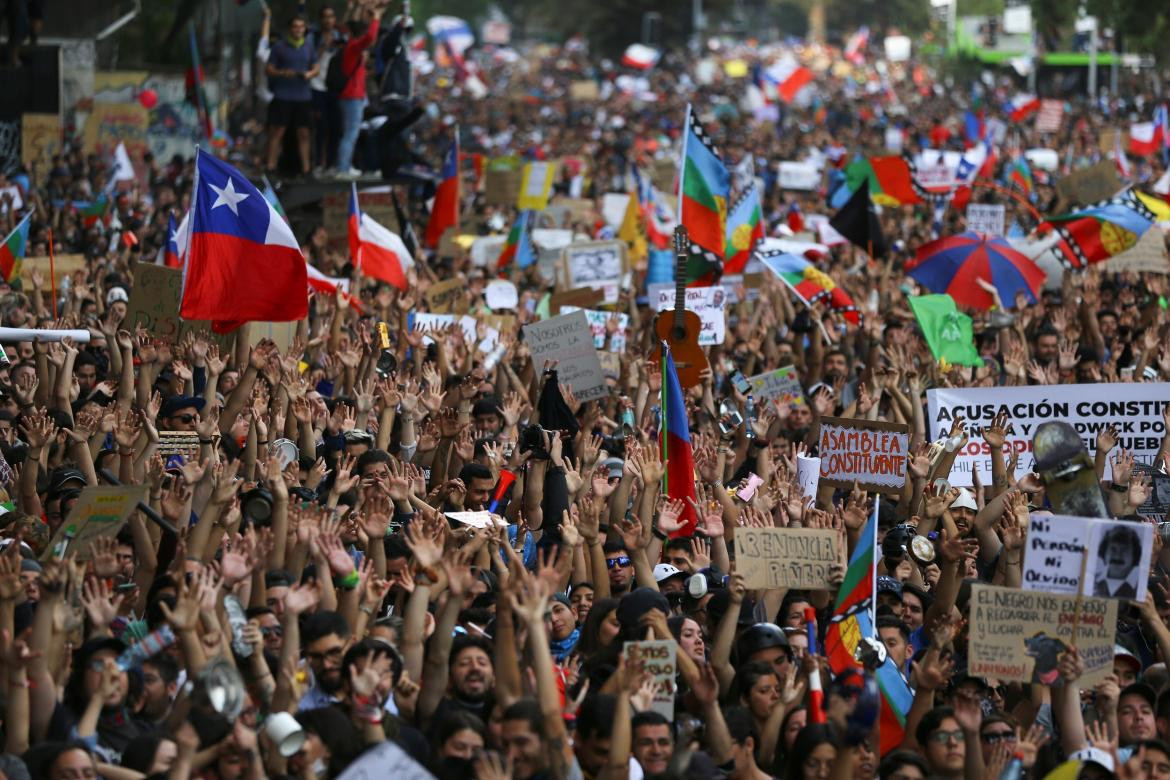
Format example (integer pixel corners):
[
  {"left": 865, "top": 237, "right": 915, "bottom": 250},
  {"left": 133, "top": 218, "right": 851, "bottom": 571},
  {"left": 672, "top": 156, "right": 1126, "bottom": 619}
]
[{"left": 339, "top": 17, "right": 379, "bottom": 100}]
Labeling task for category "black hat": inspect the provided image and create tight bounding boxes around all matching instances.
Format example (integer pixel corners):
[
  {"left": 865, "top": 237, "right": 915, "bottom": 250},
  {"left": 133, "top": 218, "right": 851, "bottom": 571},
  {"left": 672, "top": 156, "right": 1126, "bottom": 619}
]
[
  {"left": 877, "top": 576, "right": 903, "bottom": 599},
  {"left": 616, "top": 587, "right": 669, "bottom": 630},
  {"left": 49, "top": 467, "right": 87, "bottom": 497},
  {"left": 160, "top": 395, "right": 205, "bottom": 419},
  {"left": 1122, "top": 682, "right": 1157, "bottom": 709},
  {"left": 736, "top": 622, "right": 789, "bottom": 661},
  {"left": 74, "top": 636, "right": 126, "bottom": 672}
]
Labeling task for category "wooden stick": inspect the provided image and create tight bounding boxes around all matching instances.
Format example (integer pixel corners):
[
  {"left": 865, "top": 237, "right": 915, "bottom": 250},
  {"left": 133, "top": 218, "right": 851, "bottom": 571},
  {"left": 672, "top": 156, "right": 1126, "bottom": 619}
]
[{"left": 1070, "top": 546, "right": 1090, "bottom": 649}]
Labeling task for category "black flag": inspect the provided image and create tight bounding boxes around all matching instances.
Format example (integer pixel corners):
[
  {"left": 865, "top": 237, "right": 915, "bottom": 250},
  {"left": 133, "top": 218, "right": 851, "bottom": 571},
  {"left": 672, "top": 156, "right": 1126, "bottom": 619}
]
[
  {"left": 391, "top": 189, "right": 420, "bottom": 260},
  {"left": 829, "top": 184, "right": 888, "bottom": 258}
]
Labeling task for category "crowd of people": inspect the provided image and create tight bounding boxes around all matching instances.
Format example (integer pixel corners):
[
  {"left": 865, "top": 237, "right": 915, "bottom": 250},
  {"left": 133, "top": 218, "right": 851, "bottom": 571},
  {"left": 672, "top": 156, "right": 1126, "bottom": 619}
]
[{"left": 0, "top": 1, "right": 1169, "bottom": 779}]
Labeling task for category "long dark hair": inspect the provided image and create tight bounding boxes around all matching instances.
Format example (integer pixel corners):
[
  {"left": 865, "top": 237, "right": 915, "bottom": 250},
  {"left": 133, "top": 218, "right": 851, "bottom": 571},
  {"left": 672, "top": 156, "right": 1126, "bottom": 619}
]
[
  {"left": 785, "top": 723, "right": 842, "bottom": 780},
  {"left": 575, "top": 597, "right": 618, "bottom": 658}
]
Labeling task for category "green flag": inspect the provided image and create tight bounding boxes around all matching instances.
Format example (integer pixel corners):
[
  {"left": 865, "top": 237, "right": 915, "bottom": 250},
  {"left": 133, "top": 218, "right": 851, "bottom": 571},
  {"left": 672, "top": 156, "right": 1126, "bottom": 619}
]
[{"left": 908, "top": 294, "right": 981, "bottom": 367}]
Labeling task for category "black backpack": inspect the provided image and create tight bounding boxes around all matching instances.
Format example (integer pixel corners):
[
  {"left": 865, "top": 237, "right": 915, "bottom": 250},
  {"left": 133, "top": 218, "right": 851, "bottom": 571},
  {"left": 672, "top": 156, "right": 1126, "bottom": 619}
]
[{"left": 324, "top": 46, "right": 358, "bottom": 94}]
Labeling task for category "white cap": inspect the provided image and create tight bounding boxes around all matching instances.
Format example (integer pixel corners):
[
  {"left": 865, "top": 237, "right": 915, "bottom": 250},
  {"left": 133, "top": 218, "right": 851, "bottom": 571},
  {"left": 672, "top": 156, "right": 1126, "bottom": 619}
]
[
  {"left": 1070, "top": 748, "right": 1115, "bottom": 772},
  {"left": 106, "top": 287, "right": 129, "bottom": 305},
  {"left": 653, "top": 563, "right": 684, "bottom": 583},
  {"left": 950, "top": 488, "right": 978, "bottom": 512}
]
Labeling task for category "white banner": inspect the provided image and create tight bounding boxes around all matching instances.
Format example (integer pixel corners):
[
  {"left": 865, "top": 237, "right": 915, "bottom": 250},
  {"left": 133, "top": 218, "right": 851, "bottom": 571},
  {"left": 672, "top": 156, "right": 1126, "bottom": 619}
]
[
  {"left": 926, "top": 384, "right": 1170, "bottom": 486},
  {"left": 650, "top": 285, "right": 726, "bottom": 345},
  {"left": 778, "top": 161, "right": 820, "bottom": 191}
]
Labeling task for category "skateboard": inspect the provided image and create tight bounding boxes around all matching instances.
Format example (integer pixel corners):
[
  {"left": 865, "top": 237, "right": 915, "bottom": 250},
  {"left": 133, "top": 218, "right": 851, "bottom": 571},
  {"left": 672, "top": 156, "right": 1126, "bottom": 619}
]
[{"left": 1032, "top": 421, "right": 1107, "bottom": 517}]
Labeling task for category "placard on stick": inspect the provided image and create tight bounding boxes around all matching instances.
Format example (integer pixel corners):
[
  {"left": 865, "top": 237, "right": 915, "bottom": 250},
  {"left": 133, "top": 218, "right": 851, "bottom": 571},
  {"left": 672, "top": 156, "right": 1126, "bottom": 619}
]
[
  {"left": 968, "top": 583, "right": 1117, "bottom": 687},
  {"left": 522, "top": 310, "right": 607, "bottom": 401},
  {"left": 735, "top": 528, "right": 837, "bottom": 590},
  {"left": 1022, "top": 514, "right": 1152, "bottom": 600},
  {"left": 817, "top": 417, "right": 909, "bottom": 493},
  {"left": 43, "top": 485, "right": 149, "bottom": 561},
  {"left": 560, "top": 241, "right": 626, "bottom": 305},
  {"left": 623, "top": 640, "right": 676, "bottom": 719}
]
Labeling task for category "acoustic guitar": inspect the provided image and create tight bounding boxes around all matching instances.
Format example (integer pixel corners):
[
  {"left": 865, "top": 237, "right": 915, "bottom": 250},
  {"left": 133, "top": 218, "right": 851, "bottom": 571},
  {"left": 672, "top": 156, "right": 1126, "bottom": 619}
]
[{"left": 650, "top": 226, "right": 709, "bottom": 389}]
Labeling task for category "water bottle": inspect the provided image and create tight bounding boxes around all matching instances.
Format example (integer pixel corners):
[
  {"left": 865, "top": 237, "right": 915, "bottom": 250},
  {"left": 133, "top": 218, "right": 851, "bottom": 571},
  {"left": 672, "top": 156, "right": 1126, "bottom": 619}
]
[
  {"left": 115, "top": 624, "right": 177, "bottom": 671},
  {"left": 745, "top": 394, "right": 756, "bottom": 440},
  {"left": 224, "top": 595, "right": 253, "bottom": 658},
  {"left": 999, "top": 753, "right": 1024, "bottom": 780}
]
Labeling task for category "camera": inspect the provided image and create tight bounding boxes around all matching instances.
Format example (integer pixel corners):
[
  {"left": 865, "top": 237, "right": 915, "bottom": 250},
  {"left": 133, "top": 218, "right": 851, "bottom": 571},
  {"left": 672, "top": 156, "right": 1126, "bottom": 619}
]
[
  {"left": 881, "top": 524, "right": 936, "bottom": 565},
  {"left": 519, "top": 424, "right": 550, "bottom": 460}
]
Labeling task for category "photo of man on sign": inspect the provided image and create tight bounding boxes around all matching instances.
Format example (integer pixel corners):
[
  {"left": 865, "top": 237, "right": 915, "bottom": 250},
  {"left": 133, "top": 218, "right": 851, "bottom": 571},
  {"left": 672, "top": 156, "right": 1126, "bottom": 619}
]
[{"left": 1093, "top": 525, "right": 1143, "bottom": 598}]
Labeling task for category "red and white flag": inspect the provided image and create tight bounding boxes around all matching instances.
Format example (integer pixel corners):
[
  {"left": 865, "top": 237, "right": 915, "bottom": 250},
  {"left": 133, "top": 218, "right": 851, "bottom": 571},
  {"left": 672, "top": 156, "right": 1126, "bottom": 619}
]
[
  {"left": 621, "top": 43, "right": 660, "bottom": 70},
  {"left": 358, "top": 213, "right": 414, "bottom": 291}
]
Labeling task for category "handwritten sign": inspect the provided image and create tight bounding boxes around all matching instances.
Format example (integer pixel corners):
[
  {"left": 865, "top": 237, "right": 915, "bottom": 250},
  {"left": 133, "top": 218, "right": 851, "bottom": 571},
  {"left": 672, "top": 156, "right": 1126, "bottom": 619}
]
[
  {"left": 797, "top": 455, "right": 820, "bottom": 500},
  {"left": 966, "top": 204, "right": 1005, "bottom": 236},
  {"left": 125, "top": 264, "right": 229, "bottom": 349},
  {"left": 650, "top": 284, "right": 726, "bottom": 345},
  {"left": 43, "top": 485, "right": 148, "bottom": 562},
  {"left": 735, "top": 528, "right": 837, "bottom": 590},
  {"left": 157, "top": 431, "right": 200, "bottom": 459},
  {"left": 559, "top": 307, "right": 629, "bottom": 352},
  {"left": 623, "top": 640, "right": 676, "bottom": 719},
  {"left": 424, "top": 277, "right": 467, "bottom": 314},
  {"left": 1021, "top": 514, "right": 1151, "bottom": 600},
  {"left": 21, "top": 113, "right": 61, "bottom": 173},
  {"left": 747, "top": 365, "right": 803, "bottom": 404},
  {"left": 968, "top": 583, "right": 1116, "bottom": 688},
  {"left": 1035, "top": 99, "right": 1064, "bottom": 134},
  {"left": 82, "top": 103, "right": 149, "bottom": 156},
  {"left": 523, "top": 310, "right": 606, "bottom": 401},
  {"left": 335, "top": 739, "right": 435, "bottom": 780},
  {"left": 563, "top": 241, "right": 626, "bottom": 305},
  {"left": 485, "top": 279, "right": 518, "bottom": 310},
  {"left": 818, "top": 417, "right": 909, "bottom": 494},
  {"left": 444, "top": 511, "right": 507, "bottom": 529}
]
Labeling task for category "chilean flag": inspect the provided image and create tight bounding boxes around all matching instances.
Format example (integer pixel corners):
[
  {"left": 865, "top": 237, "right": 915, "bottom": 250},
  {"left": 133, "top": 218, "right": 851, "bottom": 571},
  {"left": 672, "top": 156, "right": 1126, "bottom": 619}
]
[
  {"left": 1007, "top": 93, "right": 1040, "bottom": 122},
  {"left": 761, "top": 58, "right": 813, "bottom": 104},
  {"left": 1130, "top": 110, "right": 1166, "bottom": 156},
  {"left": 358, "top": 212, "right": 414, "bottom": 290},
  {"left": 424, "top": 137, "right": 459, "bottom": 248},
  {"left": 180, "top": 149, "right": 307, "bottom": 331},
  {"left": 348, "top": 183, "right": 361, "bottom": 265},
  {"left": 306, "top": 263, "right": 362, "bottom": 312},
  {"left": 158, "top": 211, "right": 182, "bottom": 268},
  {"left": 660, "top": 344, "right": 698, "bottom": 536},
  {"left": 621, "top": 43, "right": 660, "bottom": 70}
]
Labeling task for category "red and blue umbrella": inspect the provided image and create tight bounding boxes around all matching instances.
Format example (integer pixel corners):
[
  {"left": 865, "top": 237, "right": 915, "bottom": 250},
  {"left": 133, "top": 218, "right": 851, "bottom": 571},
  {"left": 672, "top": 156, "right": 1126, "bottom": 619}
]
[{"left": 905, "top": 231, "right": 1046, "bottom": 310}]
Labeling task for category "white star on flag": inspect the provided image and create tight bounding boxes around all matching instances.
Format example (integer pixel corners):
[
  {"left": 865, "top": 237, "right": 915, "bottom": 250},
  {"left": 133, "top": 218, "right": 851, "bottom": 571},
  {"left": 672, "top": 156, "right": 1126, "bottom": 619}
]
[{"left": 208, "top": 177, "right": 249, "bottom": 215}]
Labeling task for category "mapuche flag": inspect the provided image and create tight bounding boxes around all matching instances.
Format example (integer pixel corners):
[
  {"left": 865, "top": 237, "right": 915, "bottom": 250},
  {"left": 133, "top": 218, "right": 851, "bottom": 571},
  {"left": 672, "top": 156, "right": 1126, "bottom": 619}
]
[
  {"left": 0, "top": 213, "right": 31, "bottom": 283},
  {"left": 723, "top": 183, "right": 765, "bottom": 274},
  {"left": 678, "top": 106, "right": 730, "bottom": 262}
]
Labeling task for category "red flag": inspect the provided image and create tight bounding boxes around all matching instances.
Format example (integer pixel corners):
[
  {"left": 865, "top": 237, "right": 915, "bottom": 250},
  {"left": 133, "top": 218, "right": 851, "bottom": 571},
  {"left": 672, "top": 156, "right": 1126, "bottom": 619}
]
[{"left": 425, "top": 138, "right": 460, "bottom": 248}]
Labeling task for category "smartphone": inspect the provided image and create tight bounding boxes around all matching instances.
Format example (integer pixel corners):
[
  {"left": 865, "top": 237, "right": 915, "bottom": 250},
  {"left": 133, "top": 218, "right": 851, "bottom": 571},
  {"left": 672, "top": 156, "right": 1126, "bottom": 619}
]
[
  {"left": 731, "top": 372, "right": 751, "bottom": 395},
  {"left": 737, "top": 473, "right": 764, "bottom": 501}
]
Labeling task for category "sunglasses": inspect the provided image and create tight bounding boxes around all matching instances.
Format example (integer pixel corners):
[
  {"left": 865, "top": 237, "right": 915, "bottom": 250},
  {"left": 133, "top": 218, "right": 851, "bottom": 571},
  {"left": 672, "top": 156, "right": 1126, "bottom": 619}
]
[
  {"left": 261, "top": 626, "right": 283, "bottom": 637},
  {"left": 169, "top": 414, "right": 197, "bottom": 423},
  {"left": 606, "top": 556, "right": 631, "bottom": 569}
]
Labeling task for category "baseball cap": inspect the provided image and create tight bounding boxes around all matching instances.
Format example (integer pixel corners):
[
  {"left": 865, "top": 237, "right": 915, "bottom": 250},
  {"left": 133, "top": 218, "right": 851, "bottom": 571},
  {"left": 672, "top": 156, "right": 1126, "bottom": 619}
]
[
  {"left": 1070, "top": 748, "right": 1116, "bottom": 772},
  {"left": 105, "top": 287, "right": 129, "bottom": 305},
  {"left": 160, "top": 395, "right": 205, "bottom": 418},
  {"left": 1115, "top": 644, "right": 1142, "bottom": 673},
  {"left": 877, "top": 576, "right": 903, "bottom": 599},
  {"left": 1121, "top": 682, "right": 1157, "bottom": 709},
  {"left": 653, "top": 563, "right": 685, "bottom": 584},
  {"left": 951, "top": 488, "right": 978, "bottom": 512}
]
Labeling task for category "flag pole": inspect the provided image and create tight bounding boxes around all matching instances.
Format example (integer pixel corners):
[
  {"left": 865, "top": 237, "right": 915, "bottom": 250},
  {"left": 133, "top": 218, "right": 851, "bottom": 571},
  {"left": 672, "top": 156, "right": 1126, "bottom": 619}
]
[
  {"left": 47, "top": 228, "right": 57, "bottom": 320},
  {"left": 660, "top": 342, "right": 668, "bottom": 496},
  {"left": 870, "top": 494, "right": 880, "bottom": 634},
  {"left": 676, "top": 104, "right": 691, "bottom": 225}
]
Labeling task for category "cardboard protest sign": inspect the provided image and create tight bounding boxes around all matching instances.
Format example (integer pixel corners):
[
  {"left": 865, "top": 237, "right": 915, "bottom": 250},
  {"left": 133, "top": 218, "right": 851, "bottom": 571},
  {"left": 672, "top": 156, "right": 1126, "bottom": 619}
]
[
  {"left": 597, "top": 351, "right": 622, "bottom": 380},
  {"left": 43, "top": 485, "right": 149, "bottom": 562},
  {"left": 735, "top": 528, "right": 837, "bottom": 590},
  {"left": 157, "top": 431, "right": 200, "bottom": 459},
  {"left": 523, "top": 310, "right": 607, "bottom": 401},
  {"left": 424, "top": 277, "right": 467, "bottom": 314},
  {"left": 1055, "top": 161, "right": 1122, "bottom": 210},
  {"left": 21, "top": 254, "right": 85, "bottom": 287},
  {"left": 560, "top": 307, "right": 629, "bottom": 352},
  {"left": 623, "top": 640, "right": 676, "bottom": 719},
  {"left": 797, "top": 455, "right": 820, "bottom": 500},
  {"left": 968, "top": 583, "right": 1117, "bottom": 687},
  {"left": 966, "top": 204, "right": 1005, "bottom": 236},
  {"left": 548, "top": 287, "right": 605, "bottom": 314},
  {"left": 125, "top": 264, "right": 225, "bottom": 348},
  {"left": 650, "top": 284, "right": 726, "bottom": 345},
  {"left": 747, "top": 365, "right": 804, "bottom": 405},
  {"left": 1103, "top": 228, "right": 1168, "bottom": 274},
  {"left": 21, "top": 113, "right": 61, "bottom": 173},
  {"left": 562, "top": 241, "right": 626, "bottom": 305},
  {"left": 818, "top": 417, "right": 909, "bottom": 493},
  {"left": 569, "top": 80, "right": 600, "bottom": 101},
  {"left": 483, "top": 169, "right": 522, "bottom": 207},
  {"left": 927, "top": 384, "right": 1170, "bottom": 486},
  {"left": 518, "top": 161, "right": 557, "bottom": 211},
  {"left": 470, "top": 234, "right": 507, "bottom": 268}
]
